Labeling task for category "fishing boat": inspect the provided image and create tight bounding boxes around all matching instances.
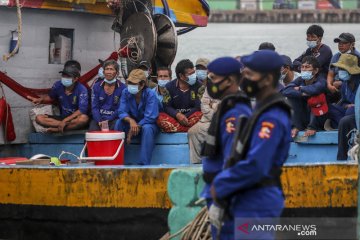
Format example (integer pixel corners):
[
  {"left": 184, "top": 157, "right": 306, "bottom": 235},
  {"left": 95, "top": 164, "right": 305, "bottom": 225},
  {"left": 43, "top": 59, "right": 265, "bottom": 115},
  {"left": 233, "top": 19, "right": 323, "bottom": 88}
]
[{"left": 0, "top": 1, "right": 358, "bottom": 240}]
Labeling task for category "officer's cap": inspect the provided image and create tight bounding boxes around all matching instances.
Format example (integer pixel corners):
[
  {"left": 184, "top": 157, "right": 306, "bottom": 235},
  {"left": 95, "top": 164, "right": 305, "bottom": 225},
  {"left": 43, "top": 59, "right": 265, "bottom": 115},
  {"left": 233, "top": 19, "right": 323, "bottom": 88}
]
[
  {"left": 242, "top": 50, "right": 284, "bottom": 72},
  {"left": 207, "top": 57, "right": 242, "bottom": 76}
]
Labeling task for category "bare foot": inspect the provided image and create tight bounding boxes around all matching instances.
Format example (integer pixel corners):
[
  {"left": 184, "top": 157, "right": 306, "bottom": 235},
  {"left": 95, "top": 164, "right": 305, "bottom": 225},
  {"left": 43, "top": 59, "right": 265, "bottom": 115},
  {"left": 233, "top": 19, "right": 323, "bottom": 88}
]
[
  {"left": 291, "top": 128, "right": 299, "bottom": 138},
  {"left": 304, "top": 129, "right": 316, "bottom": 137}
]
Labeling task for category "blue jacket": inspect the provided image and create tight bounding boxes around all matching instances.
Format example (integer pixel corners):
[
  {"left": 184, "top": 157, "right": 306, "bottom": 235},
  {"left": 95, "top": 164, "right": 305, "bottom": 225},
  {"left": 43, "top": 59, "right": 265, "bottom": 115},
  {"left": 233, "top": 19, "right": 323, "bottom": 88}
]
[
  {"left": 163, "top": 80, "right": 204, "bottom": 118},
  {"left": 202, "top": 103, "right": 252, "bottom": 199},
  {"left": 49, "top": 81, "right": 89, "bottom": 118},
  {"left": 152, "top": 86, "right": 164, "bottom": 112},
  {"left": 118, "top": 87, "right": 159, "bottom": 126},
  {"left": 281, "top": 75, "right": 327, "bottom": 98},
  {"left": 212, "top": 106, "right": 291, "bottom": 209},
  {"left": 293, "top": 44, "right": 333, "bottom": 76},
  {"left": 91, "top": 80, "right": 126, "bottom": 122},
  {"left": 340, "top": 76, "right": 360, "bottom": 106}
]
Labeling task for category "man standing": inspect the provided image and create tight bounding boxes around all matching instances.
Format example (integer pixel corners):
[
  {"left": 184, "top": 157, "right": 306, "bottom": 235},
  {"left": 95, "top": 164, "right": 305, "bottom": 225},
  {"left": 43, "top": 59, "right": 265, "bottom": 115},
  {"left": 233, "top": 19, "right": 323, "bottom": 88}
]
[
  {"left": 28, "top": 65, "right": 89, "bottom": 133},
  {"left": 209, "top": 50, "right": 292, "bottom": 239},
  {"left": 116, "top": 69, "right": 159, "bottom": 165},
  {"left": 157, "top": 59, "right": 204, "bottom": 132},
  {"left": 293, "top": 25, "right": 332, "bottom": 76},
  {"left": 201, "top": 57, "right": 252, "bottom": 238}
]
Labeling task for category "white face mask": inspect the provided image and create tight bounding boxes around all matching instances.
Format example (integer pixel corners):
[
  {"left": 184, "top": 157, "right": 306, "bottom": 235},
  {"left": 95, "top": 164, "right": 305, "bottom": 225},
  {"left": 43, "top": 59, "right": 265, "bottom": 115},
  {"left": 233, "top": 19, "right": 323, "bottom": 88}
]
[{"left": 307, "top": 40, "right": 317, "bottom": 49}]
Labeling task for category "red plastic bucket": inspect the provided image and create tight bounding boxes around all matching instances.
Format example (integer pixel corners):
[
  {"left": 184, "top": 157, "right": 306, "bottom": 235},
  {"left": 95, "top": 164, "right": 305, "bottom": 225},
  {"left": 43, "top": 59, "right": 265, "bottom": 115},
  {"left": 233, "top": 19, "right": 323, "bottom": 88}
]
[{"left": 80, "top": 131, "right": 125, "bottom": 165}]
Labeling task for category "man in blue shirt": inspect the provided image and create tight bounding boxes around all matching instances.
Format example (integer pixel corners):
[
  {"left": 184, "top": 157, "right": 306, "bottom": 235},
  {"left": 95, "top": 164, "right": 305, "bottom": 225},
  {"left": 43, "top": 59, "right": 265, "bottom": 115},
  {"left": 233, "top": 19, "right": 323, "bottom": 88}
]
[
  {"left": 201, "top": 57, "right": 252, "bottom": 238},
  {"left": 293, "top": 25, "right": 332, "bottom": 76},
  {"left": 152, "top": 66, "right": 172, "bottom": 112},
  {"left": 208, "top": 50, "right": 292, "bottom": 240},
  {"left": 157, "top": 59, "right": 204, "bottom": 132},
  {"left": 115, "top": 69, "right": 159, "bottom": 165},
  {"left": 90, "top": 60, "right": 126, "bottom": 131},
  {"left": 327, "top": 33, "right": 360, "bottom": 94},
  {"left": 28, "top": 65, "right": 89, "bottom": 133}
]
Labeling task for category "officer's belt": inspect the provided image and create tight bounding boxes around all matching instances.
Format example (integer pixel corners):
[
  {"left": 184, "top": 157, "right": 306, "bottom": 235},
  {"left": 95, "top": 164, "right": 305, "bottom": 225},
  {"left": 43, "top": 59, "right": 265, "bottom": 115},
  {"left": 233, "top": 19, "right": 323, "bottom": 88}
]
[{"left": 201, "top": 92, "right": 250, "bottom": 158}]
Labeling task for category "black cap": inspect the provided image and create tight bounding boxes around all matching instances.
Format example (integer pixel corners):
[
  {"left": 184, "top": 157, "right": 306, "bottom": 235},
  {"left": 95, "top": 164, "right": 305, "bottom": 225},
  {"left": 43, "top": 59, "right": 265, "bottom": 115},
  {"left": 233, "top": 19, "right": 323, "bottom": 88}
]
[
  {"left": 334, "top": 33, "right": 355, "bottom": 43},
  {"left": 59, "top": 65, "right": 80, "bottom": 78},
  {"left": 98, "top": 59, "right": 105, "bottom": 66},
  {"left": 138, "top": 60, "right": 150, "bottom": 69},
  {"left": 281, "top": 55, "right": 293, "bottom": 68},
  {"left": 258, "top": 42, "right": 276, "bottom": 51},
  {"left": 64, "top": 60, "right": 81, "bottom": 72}
]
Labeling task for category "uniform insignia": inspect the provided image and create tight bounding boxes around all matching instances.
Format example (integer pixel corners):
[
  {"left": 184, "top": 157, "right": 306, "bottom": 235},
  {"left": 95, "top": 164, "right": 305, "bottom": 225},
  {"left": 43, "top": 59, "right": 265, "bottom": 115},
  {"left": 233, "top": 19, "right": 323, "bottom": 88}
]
[
  {"left": 191, "top": 91, "right": 196, "bottom": 100},
  {"left": 72, "top": 96, "right": 77, "bottom": 105},
  {"left": 225, "top": 117, "right": 236, "bottom": 133},
  {"left": 114, "top": 96, "right": 119, "bottom": 104},
  {"left": 258, "top": 121, "right": 274, "bottom": 139},
  {"left": 198, "top": 85, "right": 205, "bottom": 99},
  {"left": 163, "top": 89, "right": 170, "bottom": 103}
]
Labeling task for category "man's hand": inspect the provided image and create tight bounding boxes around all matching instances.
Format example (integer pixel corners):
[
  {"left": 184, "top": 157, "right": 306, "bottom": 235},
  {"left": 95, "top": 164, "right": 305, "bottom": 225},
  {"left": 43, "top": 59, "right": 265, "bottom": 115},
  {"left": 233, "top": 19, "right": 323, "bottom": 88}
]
[
  {"left": 333, "top": 81, "right": 342, "bottom": 89},
  {"left": 345, "top": 104, "right": 355, "bottom": 109},
  {"left": 328, "top": 84, "right": 339, "bottom": 93},
  {"left": 27, "top": 96, "right": 42, "bottom": 105},
  {"left": 176, "top": 112, "right": 189, "bottom": 126},
  {"left": 129, "top": 119, "right": 140, "bottom": 136},
  {"left": 58, "top": 120, "right": 68, "bottom": 133},
  {"left": 294, "top": 86, "right": 300, "bottom": 91}
]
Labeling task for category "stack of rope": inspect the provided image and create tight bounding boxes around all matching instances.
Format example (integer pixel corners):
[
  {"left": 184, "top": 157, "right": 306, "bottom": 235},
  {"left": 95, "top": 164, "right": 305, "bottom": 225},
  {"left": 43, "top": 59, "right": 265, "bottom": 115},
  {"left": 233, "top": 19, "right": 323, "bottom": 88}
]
[{"left": 160, "top": 206, "right": 211, "bottom": 240}]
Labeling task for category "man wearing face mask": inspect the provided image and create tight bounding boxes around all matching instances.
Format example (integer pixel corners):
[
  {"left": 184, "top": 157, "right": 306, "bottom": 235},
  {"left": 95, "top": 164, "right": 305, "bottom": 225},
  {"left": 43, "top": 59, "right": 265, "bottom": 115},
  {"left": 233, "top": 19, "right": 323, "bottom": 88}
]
[
  {"left": 278, "top": 55, "right": 301, "bottom": 89},
  {"left": 328, "top": 54, "right": 360, "bottom": 127},
  {"left": 195, "top": 58, "right": 210, "bottom": 83},
  {"left": 115, "top": 69, "right": 159, "bottom": 165},
  {"left": 28, "top": 65, "right": 89, "bottom": 133},
  {"left": 89, "top": 60, "right": 126, "bottom": 131},
  {"left": 138, "top": 60, "right": 157, "bottom": 89},
  {"left": 327, "top": 33, "right": 360, "bottom": 94},
  {"left": 293, "top": 25, "right": 332, "bottom": 77},
  {"left": 152, "top": 67, "right": 172, "bottom": 112},
  {"left": 282, "top": 56, "right": 328, "bottom": 138},
  {"left": 209, "top": 50, "right": 292, "bottom": 240},
  {"left": 200, "top": 57, "right": 251, "bottom": 238},
  {"left": 157, "top": 59, "right": 204, "bottom": 132}
]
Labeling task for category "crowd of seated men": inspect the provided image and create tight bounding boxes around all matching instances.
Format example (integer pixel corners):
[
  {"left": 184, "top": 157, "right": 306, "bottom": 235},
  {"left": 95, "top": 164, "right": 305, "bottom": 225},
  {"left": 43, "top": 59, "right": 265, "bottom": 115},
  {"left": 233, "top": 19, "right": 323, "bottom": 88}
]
[{"left": 29, "top": 24, "right": 360, "bottom": 163}]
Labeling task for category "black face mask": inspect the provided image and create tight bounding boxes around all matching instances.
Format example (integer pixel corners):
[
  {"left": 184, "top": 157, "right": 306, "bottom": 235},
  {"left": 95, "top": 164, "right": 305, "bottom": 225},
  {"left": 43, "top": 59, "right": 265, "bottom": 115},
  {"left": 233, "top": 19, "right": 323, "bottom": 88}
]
[
  {"left": 207, "top": 77, "right": 230, "bottom": 99},
  {"left": 240, "top": 77, "right": 264, "bottom": 98}
]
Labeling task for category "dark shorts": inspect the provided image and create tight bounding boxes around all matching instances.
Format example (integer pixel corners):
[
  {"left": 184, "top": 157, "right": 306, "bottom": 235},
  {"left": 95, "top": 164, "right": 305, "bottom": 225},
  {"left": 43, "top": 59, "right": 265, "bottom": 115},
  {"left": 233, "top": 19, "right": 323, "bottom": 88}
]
[{"left": 45, "top": 114, "right": 65, "bottom": 121}]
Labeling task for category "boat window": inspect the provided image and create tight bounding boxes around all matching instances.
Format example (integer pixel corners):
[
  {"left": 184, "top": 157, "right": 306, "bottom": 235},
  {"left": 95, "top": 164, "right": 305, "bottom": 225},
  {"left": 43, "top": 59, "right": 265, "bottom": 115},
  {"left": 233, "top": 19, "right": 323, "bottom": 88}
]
[{"left": 49, "top": 28, "right": 74, "bottom": 64}]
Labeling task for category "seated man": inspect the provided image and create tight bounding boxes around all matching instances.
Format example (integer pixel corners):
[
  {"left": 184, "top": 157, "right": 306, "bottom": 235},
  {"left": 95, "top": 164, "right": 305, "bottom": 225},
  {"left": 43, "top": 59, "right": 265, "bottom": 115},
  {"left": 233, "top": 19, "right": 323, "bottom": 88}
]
[
  {"left": 195, "top": 58, "right": 210, "bottom": 83},
  {"left": 157, "top": 59, "right": 204, "bottom": 132},
  {"left": 90, "top": 60, "right": 126, "bottom": 131},
  {"left": 28, "top": 65, "right": 89, "bottom": 133},
  {"left": 138, "top": 60, "right": 157, "bottom": 88},
  {"left": 328, "top": 54, "right": 360, "bottom": 129},
  {"left": 282, "top": 56, "right": 328, "bottom": 137},
  {"left": 293, "top": 25, "right": 332, "bottom": 76},
  {"left": 152, "top": 66, "right": 172, "bottom": 112},
  {"left": 279, "top": 55, "right": 301, "bottom": 88},
  {"left": 115, "top": 69, "right": 159, "bottom": 165}
]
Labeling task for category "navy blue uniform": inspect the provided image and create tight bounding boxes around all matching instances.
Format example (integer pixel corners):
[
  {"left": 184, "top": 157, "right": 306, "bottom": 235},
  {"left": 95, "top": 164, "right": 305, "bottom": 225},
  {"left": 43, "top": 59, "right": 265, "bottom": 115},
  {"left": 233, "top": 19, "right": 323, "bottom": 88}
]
[
  {"left": 163, "top": 80, "right": 203, "bottom": 118},
  {"left": 212, "top": 106, "right": 292, "bottom": 239},
  {"left": 49, "top": 81, "right": 89, "bottom": 118},
  {"left": 202, "top": 103, "right": 252, "bottom": 238},
  {"left": 115, "top": 87, "right": 159, "bottom": 165}
]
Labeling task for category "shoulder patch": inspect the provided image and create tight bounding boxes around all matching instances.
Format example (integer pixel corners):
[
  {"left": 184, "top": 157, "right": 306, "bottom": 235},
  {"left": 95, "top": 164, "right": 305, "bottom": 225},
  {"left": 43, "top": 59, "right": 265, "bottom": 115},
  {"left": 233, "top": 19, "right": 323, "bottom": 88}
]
[
  {"left": 225, "top": 117, "right": 236, "bottom": 133},
  {"left": 198, "top": 85, "right": 205, "bottom": 99},
  {"left": 162, "top": 88, "right": 171, "bottom": 104},
  {"left": 258, "top": 121, "right": 275, "bottom": 139}
]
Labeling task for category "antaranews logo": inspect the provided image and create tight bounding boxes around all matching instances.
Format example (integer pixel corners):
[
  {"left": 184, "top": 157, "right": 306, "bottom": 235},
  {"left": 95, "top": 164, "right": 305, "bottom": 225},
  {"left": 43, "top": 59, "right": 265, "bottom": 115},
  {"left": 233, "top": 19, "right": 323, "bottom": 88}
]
[{"left": 237, "top": 223, "right": 250, "bottom": 234}]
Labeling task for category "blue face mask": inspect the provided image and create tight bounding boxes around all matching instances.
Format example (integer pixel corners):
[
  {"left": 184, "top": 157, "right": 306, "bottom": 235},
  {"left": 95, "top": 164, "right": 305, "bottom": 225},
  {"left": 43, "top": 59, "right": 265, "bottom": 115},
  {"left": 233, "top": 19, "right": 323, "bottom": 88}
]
[
  {"left": 338, "top": 70, "right": 351, "bottom": 81},
  {"left": 306, "top": 40, "right": 317, "bottom": 49},
  {"left": 104, "top": 78, "right": 117, "bottom": 84},
  {"left": 98, "top": 67, "right": 104, "bottom": 78},
  {"left": 187, "top": 73, "right": 197, "bottom": 86},
  {"left": 61, "top": 77, "right": 73, "bottom": 87},
  {"left": 128, "top": 84, "right": 139, "bottom": 95},
  {"left": 301, "top": 71, "right": 313, "bottom": 80},
  {"left": 158, "top": 79, "right": 170, "bottom": 88},
  {"left": 196, "top": 70, "right": 207, "bottom": 82}
]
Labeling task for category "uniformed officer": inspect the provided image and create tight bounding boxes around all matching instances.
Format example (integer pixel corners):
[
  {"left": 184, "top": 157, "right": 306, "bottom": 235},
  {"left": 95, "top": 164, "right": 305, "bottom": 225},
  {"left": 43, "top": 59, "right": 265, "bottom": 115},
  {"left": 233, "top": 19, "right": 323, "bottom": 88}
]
[
  {"left": 200, "top": 57, "right": 252, "bottom": 239},
  {"left": 209, "top": 50, "right": 292, "bottom": 239},
  {"left": 115, "top": 69, "right": 159, "bottom": 165}
]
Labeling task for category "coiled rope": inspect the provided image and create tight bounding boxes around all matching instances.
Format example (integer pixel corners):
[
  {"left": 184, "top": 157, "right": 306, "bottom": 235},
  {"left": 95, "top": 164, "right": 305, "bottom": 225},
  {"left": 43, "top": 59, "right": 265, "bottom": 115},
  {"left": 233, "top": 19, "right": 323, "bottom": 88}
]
[{"left": 3, "top": 0, "right": 22, "bottom": 62}]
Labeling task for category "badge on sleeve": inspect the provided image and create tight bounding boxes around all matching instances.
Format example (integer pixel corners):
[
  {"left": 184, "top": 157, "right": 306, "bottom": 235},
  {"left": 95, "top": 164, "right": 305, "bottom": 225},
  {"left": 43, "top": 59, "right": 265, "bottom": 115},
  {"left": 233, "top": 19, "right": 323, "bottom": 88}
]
[
  {"left": 258, "top": 121, "right": 274, "bottom": 139},
  {"left": 225, "top": 117, "right": 236, "bottom": 133}
]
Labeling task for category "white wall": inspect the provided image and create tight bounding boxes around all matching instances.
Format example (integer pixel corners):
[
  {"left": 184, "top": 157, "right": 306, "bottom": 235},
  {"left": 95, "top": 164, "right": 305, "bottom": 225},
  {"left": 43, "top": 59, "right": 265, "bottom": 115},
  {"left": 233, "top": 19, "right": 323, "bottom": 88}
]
[{"left": 0, "top": 7, "right": 119, "bottom": 143}]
